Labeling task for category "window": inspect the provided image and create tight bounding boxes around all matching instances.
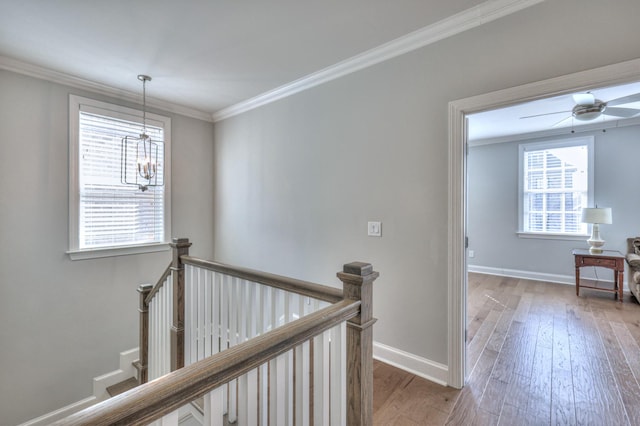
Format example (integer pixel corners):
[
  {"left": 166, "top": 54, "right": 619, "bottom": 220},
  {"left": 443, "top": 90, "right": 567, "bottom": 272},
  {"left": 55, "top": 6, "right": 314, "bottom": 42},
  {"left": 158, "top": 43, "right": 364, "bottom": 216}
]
[
  {"left": 519, "top": 137, "right": 593, "bottom": 237},
  {"left": 68, "top": 95, "right": 171, "bottom": 259}
]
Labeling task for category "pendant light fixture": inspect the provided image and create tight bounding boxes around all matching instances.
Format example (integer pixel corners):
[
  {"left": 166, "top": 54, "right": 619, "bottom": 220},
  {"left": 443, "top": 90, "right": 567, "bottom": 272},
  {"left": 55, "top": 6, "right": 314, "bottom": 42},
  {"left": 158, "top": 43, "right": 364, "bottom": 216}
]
[{"left": 121, "top": 74, "right": 162, "bottom": 192}]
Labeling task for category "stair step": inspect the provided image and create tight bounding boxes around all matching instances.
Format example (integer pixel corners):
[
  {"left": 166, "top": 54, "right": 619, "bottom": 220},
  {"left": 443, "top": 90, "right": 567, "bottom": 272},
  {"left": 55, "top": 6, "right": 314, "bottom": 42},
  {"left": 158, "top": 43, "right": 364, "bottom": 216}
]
[{"left": 106, "top": 377, "right": 139, "bottom": 397}]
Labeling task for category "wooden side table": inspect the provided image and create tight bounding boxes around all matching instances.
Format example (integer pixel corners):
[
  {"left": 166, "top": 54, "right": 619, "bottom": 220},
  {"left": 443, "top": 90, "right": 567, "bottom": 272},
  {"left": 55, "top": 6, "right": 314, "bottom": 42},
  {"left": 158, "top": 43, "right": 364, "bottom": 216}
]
[{"left": 572, "top": 249, "right": 624, "bottom": 302}]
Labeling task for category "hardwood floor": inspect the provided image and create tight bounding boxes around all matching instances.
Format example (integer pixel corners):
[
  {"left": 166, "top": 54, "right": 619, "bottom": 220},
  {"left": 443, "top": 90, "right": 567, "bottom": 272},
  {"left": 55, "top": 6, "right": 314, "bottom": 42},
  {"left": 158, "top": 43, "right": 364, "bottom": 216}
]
[{"left": 373, "top": 273, "right": 640, "bottom": 425}]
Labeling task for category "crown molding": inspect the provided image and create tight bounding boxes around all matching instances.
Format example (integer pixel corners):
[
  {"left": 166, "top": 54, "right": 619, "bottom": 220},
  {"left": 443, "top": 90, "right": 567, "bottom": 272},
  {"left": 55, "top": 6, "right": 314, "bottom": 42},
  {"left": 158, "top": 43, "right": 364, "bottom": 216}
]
[
  {"left": 212, "top": 0, "right": 545, "bottom": 122},
  {"left": 0, "top": 55, "right": 213, "bottom": 122},
  {"left": 1, "top": 0, "right": 544, "bottom": 123}
]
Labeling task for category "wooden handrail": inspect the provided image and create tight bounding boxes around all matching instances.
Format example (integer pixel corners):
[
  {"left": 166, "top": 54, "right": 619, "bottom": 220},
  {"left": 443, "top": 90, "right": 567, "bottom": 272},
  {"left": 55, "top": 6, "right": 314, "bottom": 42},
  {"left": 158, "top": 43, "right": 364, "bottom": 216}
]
[
  {"left": 181, "top": 255, "right": 344, "bottom": 304},
  {"left": 52, "top": 299, "right": 361, "bottom": 426},
  {"left": 144, "top": 262, "right": 172, "bottom": 305}
]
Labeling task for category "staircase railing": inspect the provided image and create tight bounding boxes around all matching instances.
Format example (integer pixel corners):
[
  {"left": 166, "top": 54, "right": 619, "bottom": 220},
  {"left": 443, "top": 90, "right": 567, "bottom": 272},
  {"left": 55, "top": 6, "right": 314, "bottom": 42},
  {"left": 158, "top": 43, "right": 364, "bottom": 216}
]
[
  {"left": 53, "top": 237, "right": 379, "bottom": 425},
  {"left": 136, "top": 263, "right": 172, "bottom": 382}
]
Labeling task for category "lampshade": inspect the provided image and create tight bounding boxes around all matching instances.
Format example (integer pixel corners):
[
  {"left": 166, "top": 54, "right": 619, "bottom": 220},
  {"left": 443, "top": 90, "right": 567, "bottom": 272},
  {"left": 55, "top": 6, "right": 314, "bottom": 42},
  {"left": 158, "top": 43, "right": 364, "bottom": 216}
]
[{"left": 581, "top": 207, "right": 612, "bottom": 224}]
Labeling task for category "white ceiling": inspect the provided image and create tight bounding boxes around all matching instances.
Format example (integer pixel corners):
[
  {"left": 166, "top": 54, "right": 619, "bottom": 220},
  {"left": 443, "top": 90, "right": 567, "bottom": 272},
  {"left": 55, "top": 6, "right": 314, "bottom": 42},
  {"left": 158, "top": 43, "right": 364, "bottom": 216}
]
[
  {"left": 0, "top": 0, "right": 487, "bottom": 115},
  {"left": 2, "top": 1, "right": 639, "bottom": 137},
  {"left": 468, "top": 80, "right": 640, "bottom": 142}
]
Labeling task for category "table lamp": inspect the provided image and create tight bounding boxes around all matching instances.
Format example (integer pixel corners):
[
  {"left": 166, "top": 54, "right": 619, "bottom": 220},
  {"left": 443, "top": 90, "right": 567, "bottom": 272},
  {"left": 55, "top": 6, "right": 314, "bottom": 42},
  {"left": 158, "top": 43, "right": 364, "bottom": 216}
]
[{"left": 581, "top": 207, "right": 612, "bottom": 253}]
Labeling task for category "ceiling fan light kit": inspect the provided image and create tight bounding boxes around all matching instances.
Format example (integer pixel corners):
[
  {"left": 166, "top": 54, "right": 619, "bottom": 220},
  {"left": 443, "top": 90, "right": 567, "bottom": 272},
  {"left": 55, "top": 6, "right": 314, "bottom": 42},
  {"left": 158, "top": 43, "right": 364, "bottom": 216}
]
[{"left": 572, "top": 99, "right": 606, "bottom": 121}]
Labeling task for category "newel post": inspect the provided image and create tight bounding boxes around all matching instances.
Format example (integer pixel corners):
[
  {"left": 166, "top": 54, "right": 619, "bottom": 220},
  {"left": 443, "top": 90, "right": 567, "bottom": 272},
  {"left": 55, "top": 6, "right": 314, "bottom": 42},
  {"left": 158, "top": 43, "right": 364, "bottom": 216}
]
[
  {"left": 136, "top": 283, "right": 153, "bottom": 384},
  {"left": 337, "top": 262, "right": 379, "bottom": 426},
  {"left": 170, "top": 237, "right": 191, "bottom": 371}
]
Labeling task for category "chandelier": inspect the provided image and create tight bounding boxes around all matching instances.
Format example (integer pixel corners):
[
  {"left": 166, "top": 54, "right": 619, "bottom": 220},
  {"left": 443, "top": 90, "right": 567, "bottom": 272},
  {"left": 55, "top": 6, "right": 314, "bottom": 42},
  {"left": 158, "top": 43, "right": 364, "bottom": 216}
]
[{"left": 121, "top": 74, "right": 162, "bottom": 192}]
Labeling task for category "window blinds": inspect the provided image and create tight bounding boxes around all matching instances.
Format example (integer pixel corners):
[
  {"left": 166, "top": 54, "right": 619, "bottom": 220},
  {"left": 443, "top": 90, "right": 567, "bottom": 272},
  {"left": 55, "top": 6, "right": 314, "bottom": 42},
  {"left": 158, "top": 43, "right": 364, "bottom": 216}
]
[
  {"left": 523, "top": 145, "right": 588, "bottom": 234},
  {"left": 78, "top": 111, "right": 165, "bottom": 249}
]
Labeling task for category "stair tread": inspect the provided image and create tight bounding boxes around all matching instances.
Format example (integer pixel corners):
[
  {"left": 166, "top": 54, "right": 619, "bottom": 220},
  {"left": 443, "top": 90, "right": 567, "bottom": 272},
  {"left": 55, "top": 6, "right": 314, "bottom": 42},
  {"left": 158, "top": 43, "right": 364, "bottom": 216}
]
[{"left": 106, "top": 377, "right": 139, "bottom": 397}]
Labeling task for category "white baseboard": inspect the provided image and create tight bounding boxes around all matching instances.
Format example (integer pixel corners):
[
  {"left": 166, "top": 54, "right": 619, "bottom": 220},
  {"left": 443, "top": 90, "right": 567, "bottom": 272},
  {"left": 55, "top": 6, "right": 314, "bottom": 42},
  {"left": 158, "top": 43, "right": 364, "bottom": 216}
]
[
  {"left": 468, "top": 265, "right": 632, "bottom": 297},
  {"left": 93, "top": 347, "right": 139, "bottom": 402},
  {"left": 19, "top": 348, "right": 139, "bottom": 426},
  {"left": 468, "top": 265, "right": 576, "bottom": 285},
  {"left": 373, "top": 341, "right": 448, "bottom": 386}
]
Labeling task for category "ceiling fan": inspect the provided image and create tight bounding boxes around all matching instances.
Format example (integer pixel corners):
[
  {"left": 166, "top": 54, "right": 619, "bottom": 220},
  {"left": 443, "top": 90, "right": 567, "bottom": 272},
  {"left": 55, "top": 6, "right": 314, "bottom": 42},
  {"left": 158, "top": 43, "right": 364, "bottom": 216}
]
[{"left": 521, "top": 91, "right": 640, "bottom": 126}]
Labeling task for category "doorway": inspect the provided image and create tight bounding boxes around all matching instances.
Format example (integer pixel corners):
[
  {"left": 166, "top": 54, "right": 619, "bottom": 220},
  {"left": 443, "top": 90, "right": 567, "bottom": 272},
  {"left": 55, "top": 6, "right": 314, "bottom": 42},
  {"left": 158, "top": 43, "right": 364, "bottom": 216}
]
[{"left": 447, "top": 57, "right": 640, "bottom": 388}]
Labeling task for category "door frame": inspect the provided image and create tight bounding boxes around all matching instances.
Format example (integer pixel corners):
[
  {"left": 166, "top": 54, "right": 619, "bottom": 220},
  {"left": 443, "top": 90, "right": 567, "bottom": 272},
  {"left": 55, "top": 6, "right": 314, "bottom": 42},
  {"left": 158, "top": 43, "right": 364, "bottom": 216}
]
[{"left": 447, "top": 57, "right": 640, "bottom": 388}]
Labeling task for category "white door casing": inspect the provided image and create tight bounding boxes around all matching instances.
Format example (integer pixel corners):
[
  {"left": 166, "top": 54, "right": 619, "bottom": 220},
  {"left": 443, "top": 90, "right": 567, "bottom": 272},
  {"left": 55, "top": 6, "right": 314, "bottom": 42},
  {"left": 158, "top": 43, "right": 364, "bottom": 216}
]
[{"left": 447, "top": 57, "right": 640, "bottom": 388}]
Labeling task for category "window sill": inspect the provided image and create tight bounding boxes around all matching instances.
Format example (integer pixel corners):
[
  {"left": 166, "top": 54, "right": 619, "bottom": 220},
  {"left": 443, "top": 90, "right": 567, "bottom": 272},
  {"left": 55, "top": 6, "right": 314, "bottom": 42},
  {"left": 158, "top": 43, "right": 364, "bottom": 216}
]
[
  {"left": 67, "top": 242, "right": 170, "bottom": 260},
  {"left": 517, "top": 232, "right": 589, "bottom": 241}
]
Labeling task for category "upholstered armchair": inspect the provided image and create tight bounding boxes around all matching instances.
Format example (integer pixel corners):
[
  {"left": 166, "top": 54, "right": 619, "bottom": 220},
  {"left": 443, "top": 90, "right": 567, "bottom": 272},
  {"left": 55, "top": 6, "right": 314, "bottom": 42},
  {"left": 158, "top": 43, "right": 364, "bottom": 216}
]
[{"left": 625, "top": 238, "right": 640, "bottom": 302}]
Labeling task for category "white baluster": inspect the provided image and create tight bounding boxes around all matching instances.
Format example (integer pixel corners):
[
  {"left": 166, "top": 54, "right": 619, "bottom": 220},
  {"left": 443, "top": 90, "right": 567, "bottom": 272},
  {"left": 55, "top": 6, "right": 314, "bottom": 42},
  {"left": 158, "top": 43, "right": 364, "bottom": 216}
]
[
  {"left": 160, "top": 410, "right": 179, "bottom": 425},
  {"left": 295, "top": 340, "right": 310, "bottom": 426},
  {"left": 239, "top": 280, "right": 247, "bottom": 342},
  {"left": 247, "top": 282, "right": 257, "bottom": 339},
  {"left": 163, "top": 280, "right": 168, "bottom": 375},
  {"left": 227, "top": 278, "right": 239, "bottom": 423},
  {"left": 259, "top": 286, "right": 270, "bottom": 425},
  {"left": 284, "top": 290, "right": 291, "bottom": 324},
  {"left": 270, "top": 354, "right": 287, "bottom": 425},
  {"left": 204, "top": 387, "right": 224, "bottom": 426},
  {"left": 158, "top": 280, "right": 163, "bottom": 376},
  {"left": 285, "top": 293, "right": 295, "bottom": 424},
  {"left": 193, "top": 269, "right": 204, "bottom": 361},
  {"left": 220, "top": 275, "right": 230, "bottom": 416},
  {"left": 313, "top": 330, "right": 330, "bottom": 426},
  {"left": 155, "top": 282, "right": 161, "bottom": 378},
  {"left": 203, "top": 269, "right": 212, "bottom": 357},
  {"left": 330, "top": 322, "right": 346, "bottom": 425},
  {"left": 270, "top": 287, "right": 279, "bottom": 330},
  {"left": 154, "top": 285, "right": 160, "bottom": 379},
  {"left": 163, "top": 278, "right": 168, "bottom": 375},
  {"left": 166, "top": 278, "right": 173, "bottom": 375},
  {"left": 237, "top": 368, "right": 259, "bottom": 425},
  {"left": 185, "top": 265, "right": 192, "bottom": 366},
  {"left": 164, "top": 266, "right": 343, "bottom": 425},
  {"left": 149, "top": 300, "right": 155, "bottom": 380},
  {"left": 212, "top": 272, "right": 222, "bottom": 355}
]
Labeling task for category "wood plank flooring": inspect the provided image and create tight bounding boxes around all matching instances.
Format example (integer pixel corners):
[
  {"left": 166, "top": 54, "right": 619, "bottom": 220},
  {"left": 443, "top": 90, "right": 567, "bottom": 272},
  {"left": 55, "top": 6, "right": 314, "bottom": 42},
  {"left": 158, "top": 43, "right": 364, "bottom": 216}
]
[{"left": 373, "top": 273, "right": 640, "bottom": 425}]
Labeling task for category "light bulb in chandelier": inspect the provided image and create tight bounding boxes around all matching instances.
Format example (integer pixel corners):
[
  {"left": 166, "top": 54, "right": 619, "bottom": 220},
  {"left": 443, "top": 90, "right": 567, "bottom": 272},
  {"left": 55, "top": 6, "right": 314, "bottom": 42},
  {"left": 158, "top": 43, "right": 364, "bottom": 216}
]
[{"left": 136, "top": 133, "right": 158, "bottom": 180}]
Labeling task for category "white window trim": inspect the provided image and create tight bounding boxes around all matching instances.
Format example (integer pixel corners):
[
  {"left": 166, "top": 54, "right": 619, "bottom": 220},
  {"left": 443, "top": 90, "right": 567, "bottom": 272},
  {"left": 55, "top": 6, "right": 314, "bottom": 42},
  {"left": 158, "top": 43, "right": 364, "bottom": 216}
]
[
  {"left": 516, "top": 231, "right": 589, "bottom": 241},
  {"left": 517, "top": 136, "right": 594, "bottom": 239},
  {"left": 67, "top": 94, "right": 172, "bottom": 260}
]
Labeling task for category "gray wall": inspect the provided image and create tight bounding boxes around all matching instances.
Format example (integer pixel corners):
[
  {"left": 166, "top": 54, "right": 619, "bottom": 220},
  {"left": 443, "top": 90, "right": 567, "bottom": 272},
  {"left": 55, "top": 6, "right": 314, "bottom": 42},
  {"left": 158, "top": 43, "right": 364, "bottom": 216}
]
[
  {"left": 0, "top": 70, "right": 215, "bottom": 425},
  {"left": 212, "top": 0, "right": 640, "bottom": 370},
  {"left": 468, "top": 126, "right": 640, "bottom": 282}
]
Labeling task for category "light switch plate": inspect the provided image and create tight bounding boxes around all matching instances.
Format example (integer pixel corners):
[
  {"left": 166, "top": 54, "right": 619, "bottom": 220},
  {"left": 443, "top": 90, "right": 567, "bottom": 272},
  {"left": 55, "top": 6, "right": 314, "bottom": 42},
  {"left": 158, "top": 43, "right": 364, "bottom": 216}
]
[{"left": 368, "top": 221, "right": 382, "bottom": 237}]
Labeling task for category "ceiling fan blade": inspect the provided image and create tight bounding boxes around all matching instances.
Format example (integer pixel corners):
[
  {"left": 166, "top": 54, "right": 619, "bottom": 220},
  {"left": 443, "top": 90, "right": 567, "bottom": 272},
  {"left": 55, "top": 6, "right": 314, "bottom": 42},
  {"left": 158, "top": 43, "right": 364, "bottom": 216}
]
[
  {"left": 520, "top": 110, "right": 570, "bottom": 119},
  {"left": 603, "top": 106, "right": 640, "bottom": 118},
  {"left": 551, "top": 116, "right": 573, "bottom": 127},
  {"left": 573, "top": 93, "right": 595, "bottom": 106},
  {"left": 606, "top": 92, "right": 640, "bottom": 107}
]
